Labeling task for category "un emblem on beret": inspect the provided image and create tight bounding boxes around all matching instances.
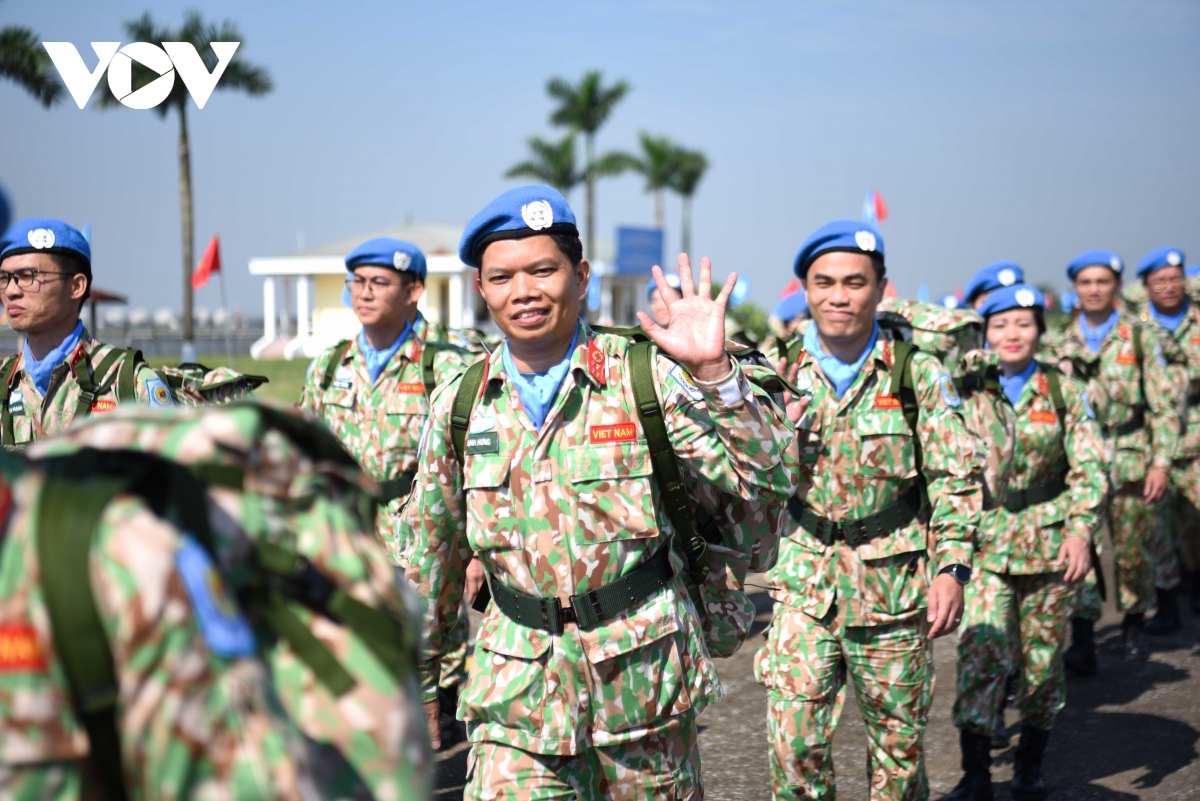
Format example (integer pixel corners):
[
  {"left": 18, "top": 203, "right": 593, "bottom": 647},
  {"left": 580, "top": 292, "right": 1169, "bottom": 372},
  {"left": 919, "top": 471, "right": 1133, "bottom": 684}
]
[
  {"left": 1016, "top": 288, "right": 1036, "bottom": 307},
  {"left": 854, "top": 230, "right": 876, "bottom": 252},
  {"left": 393, "top": 251, "right": 412, "bottom": 271},
  {"left": 27, "top": 229, "right": 55, "bottom": 249},
  {"left": 998, "top": 268, "right": 1017, "bottom": 286},
  {"left": 1168, "top": 251, "right": 1182, "bottom": 266},
  {"left": 1110, "top": 256, "right": 1121, "bottom": 270},
  {"left": 521, "top": 200, "right": 554, "bottom": 231}
]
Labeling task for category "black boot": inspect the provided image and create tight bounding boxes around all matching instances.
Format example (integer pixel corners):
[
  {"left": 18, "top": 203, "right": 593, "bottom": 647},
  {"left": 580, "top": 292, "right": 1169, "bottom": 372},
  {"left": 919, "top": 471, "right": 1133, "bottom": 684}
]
[
  {"left": 1062, "top": 618, "right": 1097, "bottom": 676},
  {"left": 1122, "top": 613, "right": 1151, "bottom": 662},
  {"left": 1011, "top": 725, "right": 1051, "bottom": 800},
  {"left": 436, "top": 685, "right": 466, "bottom": 750},
  {"left": 1190, "top": 580, "right": 1200, "bottom": 617},
  {"left": 1146, "top": 587, "right": 1182, "bottom": 635},
  {"left": 944, "top": 730, "right": 994, "bottom": 800}
]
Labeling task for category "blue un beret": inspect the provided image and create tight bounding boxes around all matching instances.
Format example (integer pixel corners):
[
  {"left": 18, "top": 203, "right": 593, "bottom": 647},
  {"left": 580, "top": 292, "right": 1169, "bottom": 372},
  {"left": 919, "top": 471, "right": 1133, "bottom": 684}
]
[
  {"left": 345, "top": 238, "right": 427, "bottom": 279},
  {"left": 1187, "top": 263, "right": 1200, "bottom": 278},
  {"left": 964, "top": 261, "right": 1023, "bottom": 304},
  {"left": 977, "top": 283, "right": 1045, "bottom": 318},
  {"left": 793, "top": 220, "right": 884, "bottom": 279},
  {"left": 647, "top": 272, "right": 681, "bottom": 300},
  {"left": 459, "top": 185, "right": 578, "bottom": 269},
  {"left": 0, "top": 217, "right": 91, "bottom": 270},
  {"left": 1137, "top": 246, "right": 1185, "bottom": 279},
  {"left": 773, "top": 289, "right": 808, "bottom": 321},
  {"left": 1067, "top": 249, "right": 1123, "bottom": 280}
]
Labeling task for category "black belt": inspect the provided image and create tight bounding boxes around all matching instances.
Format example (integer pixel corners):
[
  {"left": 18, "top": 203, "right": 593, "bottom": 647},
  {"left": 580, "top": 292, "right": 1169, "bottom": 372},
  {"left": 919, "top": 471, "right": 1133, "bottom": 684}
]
[
  {"left": 1189, "top": 387, "right": 1200, "bottom": 407},
  {"left": 377, "top": 471, "right": 415, "bottom": 505},
  {"left": 481, "top": 546, "right": 674, "bottom": 634},
  {"left": 1004, "top": 473, "right": 1068, "bottom": 513},
  {"left": 788, "top": 489, "right": 924, "bottom": 548},
  {"left": 1112, "top": 411, "right": 1145, "bottom": 438}
]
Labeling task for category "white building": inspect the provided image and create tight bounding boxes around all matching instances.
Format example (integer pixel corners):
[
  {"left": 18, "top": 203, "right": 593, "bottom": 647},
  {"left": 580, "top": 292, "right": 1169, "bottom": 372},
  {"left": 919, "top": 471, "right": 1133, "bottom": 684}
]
[{"left": 248, "top": 221, "right": 649, "bottom": 360}]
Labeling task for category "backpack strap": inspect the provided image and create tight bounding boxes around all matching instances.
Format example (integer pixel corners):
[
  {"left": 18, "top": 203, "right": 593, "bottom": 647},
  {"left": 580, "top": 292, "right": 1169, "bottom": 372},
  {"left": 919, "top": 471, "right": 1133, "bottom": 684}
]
[
  {"left": 450, "top": 360, "right": 489, "bottom": 464},
  {"left": 420, "top": 341, "right": 468, "bottom": 398},
  {"left": 319, "top": 340, "right": 353, "bottom": 391},
  {"left": 68, "top": 347, "right": 127, "bottom": 422},
  {"left": 36, "top": 469, "right": 133, "bottom": 801},
  {"left": 0, "top": 355, "right": 20, "bottom": 448},
  {"left": 888, "top": 340, "right": 923, "bottom": 472},
  {"left": 785, "top": 338, "right": 805, "bottom": 368}
]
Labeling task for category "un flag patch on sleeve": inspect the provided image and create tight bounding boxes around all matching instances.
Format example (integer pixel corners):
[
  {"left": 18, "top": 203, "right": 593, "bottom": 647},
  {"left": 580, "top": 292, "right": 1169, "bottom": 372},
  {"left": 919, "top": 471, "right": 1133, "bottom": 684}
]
[
  {"left": 175, "top": 535, "right": 257, "bottom": 659},
  {"left": 145, "top": 376, "right": 174, "bottom": 407},
  {"left": 939, "top": 374, "right": 962, "bottom": 408}
]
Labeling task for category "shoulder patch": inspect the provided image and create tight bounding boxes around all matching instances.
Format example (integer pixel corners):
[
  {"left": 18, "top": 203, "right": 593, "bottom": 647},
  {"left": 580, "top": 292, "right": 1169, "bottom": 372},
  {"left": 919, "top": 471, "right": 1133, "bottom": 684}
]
[
  {"left": 145, "top": 376, "right": 174, "bottom": 407},
  {"left": 175, "top": 536, "right": 256, "bottom": 659},
  {"left": 670, "top": 363, "right": 704, "bottom": 403},
  {"left": 939, "top": 374, "right": 962, "bottom": 408}
]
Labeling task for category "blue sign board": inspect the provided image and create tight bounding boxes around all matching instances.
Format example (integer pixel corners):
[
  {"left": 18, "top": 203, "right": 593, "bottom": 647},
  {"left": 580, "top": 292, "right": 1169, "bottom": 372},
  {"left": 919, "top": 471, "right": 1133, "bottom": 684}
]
[{"left": 615, "top": 227, "right": 664, "bottom": 276}]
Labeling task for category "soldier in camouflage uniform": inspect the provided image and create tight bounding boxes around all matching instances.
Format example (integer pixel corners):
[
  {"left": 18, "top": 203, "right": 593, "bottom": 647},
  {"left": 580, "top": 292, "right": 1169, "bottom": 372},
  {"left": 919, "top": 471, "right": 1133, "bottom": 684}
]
[
  {"left": 0, "top": 218, "right": 176, "bottom": 448},
  {"left": 754, "top": 220, "right": 981, "bottom": 801},
  {"left": 404, "top": 185, "right": 798, "bottom": 799},
  {"left": 299, "top": 237, "right": 473, "bottom": 747},
  {"left": 1135, "top": 247, "right": 1200, "bottom": 631},
  {"left": 0, "top": 435, "right": 315, "bottom": 799},
  {"left": 1042, "top": 249, "right": 1187, "bottom": 668},
  {"left": 28, "top": 401, "right": 433, "bottom": 800},
  {"left": 947, "top": 286, "right": 1107, "bottom": 801}
]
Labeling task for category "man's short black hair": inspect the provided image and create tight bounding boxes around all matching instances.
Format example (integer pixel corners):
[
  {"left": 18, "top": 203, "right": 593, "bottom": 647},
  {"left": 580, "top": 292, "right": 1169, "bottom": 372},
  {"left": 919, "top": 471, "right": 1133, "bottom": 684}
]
[
  {"left": 551, "top": 231, "right": 584, "bottom": 268},
  {"left": 47, "top": 252, "right": 91, "bottom": 311}
]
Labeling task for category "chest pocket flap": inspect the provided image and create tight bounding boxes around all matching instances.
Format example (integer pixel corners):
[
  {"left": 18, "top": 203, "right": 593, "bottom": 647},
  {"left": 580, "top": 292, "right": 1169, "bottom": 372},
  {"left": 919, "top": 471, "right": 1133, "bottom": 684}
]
[
  {"left": 321, "top": 384, "right": 355, "bottom": 410},
  {"left": 854, "top": 410, "right": 917, "bottom": 479},
  {"left": 569, "top": 440, "right": 657, "bottom": 542},
  {"left": 387, "top": 390, "right": 427, "bottom": 415},
  {"left": 463, "top": 453, "right": 511, "bottom": 490},
  {"left": 570, "top": 440, "right": 653, "bottom": 482}
]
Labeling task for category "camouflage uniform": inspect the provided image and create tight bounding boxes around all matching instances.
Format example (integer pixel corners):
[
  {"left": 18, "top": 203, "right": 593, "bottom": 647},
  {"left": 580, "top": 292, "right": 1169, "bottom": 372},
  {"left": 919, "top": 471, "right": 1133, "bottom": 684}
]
[
  {"left": 0, "top": 461, "right": 313, "bottom": 800},
  {"left": 754, "top": 330, "right": 981, "bottom": 801},
  {"left": 403, "top": 323, "right": 798, "bottom": 800},
  {"left": 1, "top": 328, "right": 174, "bottom": 447},
  {"left": 953, "top": 366, "right": 1107, "bottom": 736},
  {"left": 29, "top": 403, "right": 433, "bottom": 800},
  {"left": 1042, "top": 313, "right": 1187, "bottom": 618}
]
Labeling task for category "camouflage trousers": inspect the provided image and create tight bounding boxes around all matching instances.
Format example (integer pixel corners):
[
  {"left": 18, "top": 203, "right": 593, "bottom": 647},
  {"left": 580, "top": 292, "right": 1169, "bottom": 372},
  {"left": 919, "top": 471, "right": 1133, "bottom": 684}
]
[
  {"left": 953, "top": 570, "right": 1070, "bottom": 735},
  {"left": 1152, "top": 459, "right": 1200, "bottom": 590},
  {"left": 1075, "top": 482, "right": 1156, "bottom": 620},
  {"left": 754, "top": 605, "right": 933, "bottom": 801},
  {"left": 440, "top": 603, "right": 471, "bottom": 690},
  {"left": 463, "top": 714, "right": 702, "bottom": 800}
]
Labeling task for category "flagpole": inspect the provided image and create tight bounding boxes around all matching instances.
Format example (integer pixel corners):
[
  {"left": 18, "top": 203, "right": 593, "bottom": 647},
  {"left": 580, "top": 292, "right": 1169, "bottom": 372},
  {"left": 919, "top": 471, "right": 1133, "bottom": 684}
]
[{"left": 218, "top": 270, "right": 233, "bottom": 365}]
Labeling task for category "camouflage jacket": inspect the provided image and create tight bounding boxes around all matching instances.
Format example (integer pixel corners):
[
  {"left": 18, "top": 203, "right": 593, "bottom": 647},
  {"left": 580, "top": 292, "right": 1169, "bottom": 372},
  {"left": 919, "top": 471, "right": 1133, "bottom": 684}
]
[
  {"left": 1142, "top": 301, "right": 1200, "bottom": 462},
  {"left": 0, "top": 468, "right": 311, "bottom": 800},
  {"left": 29, "top": 403, "right": 432, "bottom": 800},
  {"left": 764, "top": 330, "right": 982, "bottom": 627},
  {"left": 403, "top": 323, "right": 798, "bottom": 755},
  {"left": 977, "top": 364, "right": 1108, "bottom": 575},
  {"left": 2, "top": 328, "right": 173, "bottom": 448},
  {"left": 299, "top": 314, "right": 472, "bottom": 563},
  {"left": 1042, "top": 312, "right": 1187, "bottom": 485}
]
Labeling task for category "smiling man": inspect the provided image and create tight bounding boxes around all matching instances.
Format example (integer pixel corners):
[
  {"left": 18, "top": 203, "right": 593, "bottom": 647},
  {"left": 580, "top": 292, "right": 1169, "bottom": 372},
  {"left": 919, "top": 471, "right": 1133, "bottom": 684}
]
[
  {"left": 402, "top": 185, "right": 797, "bottom": 800},
  {"left": 754, "top": 220, "right": 981, "bottom": 801},
  {"left": 0, "top": 217, "right": 175, "bottom": 447}
]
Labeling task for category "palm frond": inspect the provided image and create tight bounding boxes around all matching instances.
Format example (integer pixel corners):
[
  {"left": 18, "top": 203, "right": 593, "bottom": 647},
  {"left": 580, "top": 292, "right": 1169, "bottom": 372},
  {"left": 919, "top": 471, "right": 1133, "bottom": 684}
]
[{"left": 0, "top": 25, "right": 63, "bottom": 107}]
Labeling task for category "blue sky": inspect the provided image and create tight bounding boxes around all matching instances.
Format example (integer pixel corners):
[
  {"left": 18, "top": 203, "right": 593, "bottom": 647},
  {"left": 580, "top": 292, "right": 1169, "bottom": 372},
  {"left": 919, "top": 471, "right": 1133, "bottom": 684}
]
[{"left": 2, "top": 0, "right": 1198, "bottom": 315}]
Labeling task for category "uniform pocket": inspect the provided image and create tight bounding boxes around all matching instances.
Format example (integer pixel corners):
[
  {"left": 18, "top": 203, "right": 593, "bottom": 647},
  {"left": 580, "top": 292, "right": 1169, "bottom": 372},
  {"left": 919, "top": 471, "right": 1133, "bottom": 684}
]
[
  {"left": 854, "top": 411, "right": 918, "bottom": 479},
  {"left": 321, "top": 385, "right": 355, "bottom": 410},
  {"left": 569, "top": 441, "right": 658, "bottom": 543},
  {"left": 756, "top": 605, "right": 837, "bottom": 700},
  {"left": 463, "top": 454, "right": 520, "bottom": 551}
]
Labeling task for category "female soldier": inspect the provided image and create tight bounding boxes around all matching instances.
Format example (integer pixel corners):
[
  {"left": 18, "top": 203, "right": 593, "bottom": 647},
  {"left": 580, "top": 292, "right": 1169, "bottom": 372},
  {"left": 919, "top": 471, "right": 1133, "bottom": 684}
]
[{"left": 946, "top": 285, "right": 1108, "bottom": 801}]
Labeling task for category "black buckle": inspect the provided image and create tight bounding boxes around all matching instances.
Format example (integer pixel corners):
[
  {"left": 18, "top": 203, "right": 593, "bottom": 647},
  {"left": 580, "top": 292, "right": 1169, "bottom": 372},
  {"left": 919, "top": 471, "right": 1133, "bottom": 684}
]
[
  {"left": 841, "top": 517, "right": 869, "bottom": 548},
  {"left": 78, "top": 390, "right": 97, "bottom": 405}
]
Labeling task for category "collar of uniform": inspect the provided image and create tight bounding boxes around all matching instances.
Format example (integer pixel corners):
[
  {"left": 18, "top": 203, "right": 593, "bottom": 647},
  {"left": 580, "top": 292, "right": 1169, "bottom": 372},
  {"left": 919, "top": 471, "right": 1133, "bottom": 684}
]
[
  {"left": 348, "top": 324, "right": 418, "bottom": 379},
  {"left": 1009, "top": 363, "right": 1049, "bottom": 412},
  {"left": 795, "top": 326, "right": 892, "bottom": 395},
  {"left": 484, "top": 322, "right": 599, "bottom": 389},
  {"left": 405, "top": 313, "right": 430, "bottom": 363}
]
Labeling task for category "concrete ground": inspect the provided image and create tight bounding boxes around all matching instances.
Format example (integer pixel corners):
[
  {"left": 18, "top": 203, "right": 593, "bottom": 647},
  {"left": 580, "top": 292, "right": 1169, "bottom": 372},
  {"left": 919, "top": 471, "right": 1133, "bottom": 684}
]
[{"left": 435, "top": 579, "right": 1200, "bottom": 800}]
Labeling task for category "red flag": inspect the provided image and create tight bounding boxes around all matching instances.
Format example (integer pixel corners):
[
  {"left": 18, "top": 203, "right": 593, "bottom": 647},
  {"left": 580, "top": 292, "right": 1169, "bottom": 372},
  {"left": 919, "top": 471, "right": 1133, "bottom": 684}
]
[
  {"left": 192, "top": 235, "right": 221, "bottom": 290},
  {"left": 872, "top": 190, "right": 889, "bottom": 223},
  {"left": 779, "top": 277, "right": 802, "bottom": 298}
]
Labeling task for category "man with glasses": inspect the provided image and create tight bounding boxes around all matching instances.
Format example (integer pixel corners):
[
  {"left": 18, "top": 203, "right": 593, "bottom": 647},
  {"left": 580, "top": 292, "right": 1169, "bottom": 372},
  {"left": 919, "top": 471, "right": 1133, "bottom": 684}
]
[
  {"left": 0, "top": 218, "right": 174, "bottom": 448},
  {"left": 299, "top": 236, "right": 472, "bottom": 747},
  {"left": 1137, "top": 247, "right": 1200, "bottom": 633}
]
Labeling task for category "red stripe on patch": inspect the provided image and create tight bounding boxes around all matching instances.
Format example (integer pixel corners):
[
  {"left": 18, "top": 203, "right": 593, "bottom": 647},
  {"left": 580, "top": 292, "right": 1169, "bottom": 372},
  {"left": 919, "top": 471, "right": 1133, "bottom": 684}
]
[
  {"left": 875, "top": 394, "right": 902, "bottom": 409},
  {"left": 590, "top": 423, "right": 637, "bottom": 444},
  {"left": 1030, "top": 410, "right": 1057, "bottom": 424},
  {"left": 0, "top": 624, "right": 47, "bottom": 672},
  {"left": 90, "top": 399, "right": 116, "bottom": 412},
  {"left": 397, "top": 382, "right": 425, "bottom": 393}
]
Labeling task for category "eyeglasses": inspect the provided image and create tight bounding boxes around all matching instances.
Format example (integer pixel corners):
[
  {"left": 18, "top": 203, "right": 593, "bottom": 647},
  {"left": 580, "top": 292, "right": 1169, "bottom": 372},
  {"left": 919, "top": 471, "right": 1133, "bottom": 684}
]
[
  {"left": 0, "top": 268, "right": 73, "bottom": 290},
  {"left": 1147, "top": 275, "right": 1185, "bottom": 290},
  {"left": 346, "top": 276, "right": 401, "bottom": 293}
]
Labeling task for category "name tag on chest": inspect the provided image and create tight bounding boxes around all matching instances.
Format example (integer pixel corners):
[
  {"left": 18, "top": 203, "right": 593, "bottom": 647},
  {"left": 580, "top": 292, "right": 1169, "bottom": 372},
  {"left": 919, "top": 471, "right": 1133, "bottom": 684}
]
[
  {"left": 397, "top": 381, "right": 425, "bottom": 394},
  {"left": 8, "top": 391, "right": 25, "bottom": 416},
  {"left": 466, "top": 431, "right": 499, "bottom": 454},
  {"left": 1029, "top": 410, "right": 1057, "bottom": 424}
]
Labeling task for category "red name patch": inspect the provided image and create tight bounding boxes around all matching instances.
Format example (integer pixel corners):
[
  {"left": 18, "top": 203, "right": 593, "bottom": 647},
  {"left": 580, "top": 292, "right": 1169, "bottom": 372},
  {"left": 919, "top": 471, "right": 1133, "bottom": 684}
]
[
  {"left": 0, "top": 624, "right": 47, "bottom": 672},
  {"left": 1030, "top": 410, "right": 1057, "bottom": 424},
  {"left": 875, "top": 394, "right": 902, "bottom": 409},
  {"left": 90, "top": 399, "right": 116, "bottom": 412},
  {"left": 590, "top": 423, "right": 637, "bottom": 444},
  {"left": 1116, "top": 353, "right": 1137, "bottom": 365},
  {"left": 397, "top": 382, "right": 425, "bottom": 394}
]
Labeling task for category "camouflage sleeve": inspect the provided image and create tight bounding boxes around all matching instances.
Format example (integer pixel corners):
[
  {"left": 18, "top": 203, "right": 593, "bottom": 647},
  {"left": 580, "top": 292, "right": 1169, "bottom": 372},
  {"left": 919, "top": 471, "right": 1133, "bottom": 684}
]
[
  {"left": 1060, "top": 377, "right": 1109, "bottom": 543},
  {"left": 910, "top": 352, "right": 981, "bottom": 574},
  {"left": 401, "top": 377, "right": 470, "bottom": 703},
  {"left": 131, "top": 363, "right": 176, "bottom": 409},
  {"left": 655, "top": 351, "right": 799, "bottom": 504},
  {"left": 90, "top": 493, "right": 310, "bottom": 799},
  {"left": 298, "top": 351, "right": 329, "bottom": 415},
  {"left": 432, "top": 345, "right": 474, "bottom": 389},
  {"left": 1142, "top": 324, "right": 1188, "bottom": 471}
]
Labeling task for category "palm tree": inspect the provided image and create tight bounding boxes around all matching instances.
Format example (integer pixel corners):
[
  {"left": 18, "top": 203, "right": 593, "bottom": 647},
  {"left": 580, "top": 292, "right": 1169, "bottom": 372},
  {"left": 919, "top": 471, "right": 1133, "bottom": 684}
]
[
  {"left": 627, "top": 133, "right": 680, "bottom": 229},
  {"left": 505, "top": 134, "right": 583, "bottom": 194},
  {"left": 0, "top": 20, "right": 63, "bottom": 107},
  {"left": 546, "top": 70, "right": 630, "bottom": 259},
  {"left": 97, "top": 10, "right": 271, "bottom": 359},
  {"left": 669, "top": 149, "right": 708, "bottom": 258}
]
